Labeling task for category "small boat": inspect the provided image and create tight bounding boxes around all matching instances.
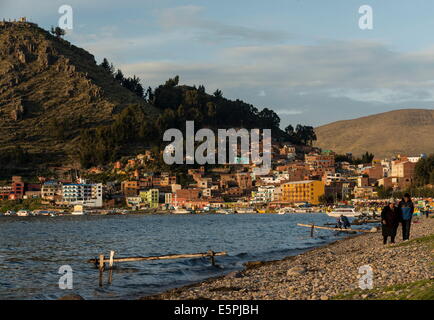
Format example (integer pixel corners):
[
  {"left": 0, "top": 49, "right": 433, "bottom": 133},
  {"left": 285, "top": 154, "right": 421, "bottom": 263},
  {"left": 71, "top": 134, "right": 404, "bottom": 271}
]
[
  {"left": 4, "top": 210, "right": 16, "bottom": 216},
  {"left": 216, "top": 209, "right": 233, "bottom": 215},
  {"left": 172, "top": 208, "right": 190, "bottom": 214},
  {"left": 326, "top": 206, "right": 359, "bottom": 218},
  {"left": 235, "top": 208, "right": 256, "bottom": 214},
  {"left": 16, "top": 210, "right": 31, "bottom": 217}
]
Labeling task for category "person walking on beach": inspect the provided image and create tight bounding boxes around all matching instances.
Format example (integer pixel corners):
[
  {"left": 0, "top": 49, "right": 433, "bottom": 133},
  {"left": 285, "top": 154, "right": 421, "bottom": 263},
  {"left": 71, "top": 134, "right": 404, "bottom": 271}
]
[
  {"left": 399, "top": 193, "right": 414, "bottom": 241},
  {"left": 381, "top": 199, "right": 400, "bottom": 245}
]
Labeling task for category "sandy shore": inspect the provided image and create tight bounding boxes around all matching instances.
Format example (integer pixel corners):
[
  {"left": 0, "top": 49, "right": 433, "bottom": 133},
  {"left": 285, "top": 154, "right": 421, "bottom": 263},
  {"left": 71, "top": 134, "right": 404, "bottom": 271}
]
[{"left": 143, "top": 217, "right": 433, "bottom": 300}]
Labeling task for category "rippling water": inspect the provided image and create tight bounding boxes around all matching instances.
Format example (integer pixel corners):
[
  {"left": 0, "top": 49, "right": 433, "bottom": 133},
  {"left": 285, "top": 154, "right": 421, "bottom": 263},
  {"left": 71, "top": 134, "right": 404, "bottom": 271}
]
[{"left": 0, "top": 213, "right": 354, "bottom": 300}]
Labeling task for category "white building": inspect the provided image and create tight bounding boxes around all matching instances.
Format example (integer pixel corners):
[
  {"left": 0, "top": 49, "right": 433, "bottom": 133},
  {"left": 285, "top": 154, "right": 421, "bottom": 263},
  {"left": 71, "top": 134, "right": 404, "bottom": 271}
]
[
  {"left": 251, "top": 185, "right": 276, "bottom": 203},
  {"left": 62, "top": 183, "right": 103, "bottom": 208}
]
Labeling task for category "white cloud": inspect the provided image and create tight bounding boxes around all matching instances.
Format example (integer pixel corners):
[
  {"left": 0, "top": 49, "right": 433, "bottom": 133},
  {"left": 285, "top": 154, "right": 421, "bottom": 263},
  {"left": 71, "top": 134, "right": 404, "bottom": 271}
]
[{"left": 157, "top": 5, "right": 290, "bottom": 44}]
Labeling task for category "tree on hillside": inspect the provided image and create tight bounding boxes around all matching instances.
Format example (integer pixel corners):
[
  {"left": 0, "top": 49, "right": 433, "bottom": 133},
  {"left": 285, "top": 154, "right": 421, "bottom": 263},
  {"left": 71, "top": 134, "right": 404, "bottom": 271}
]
[
  {"left": 165, "top": 75, "right": 179, "bottom": 87},
  {"left": 114, "top": 69, "right": 124, "bottom": 83},
  {"left": 213, "top": 89, "right": 223, "bottom": 98},
  {"left": 360, "top": 151, "right": 375, "bottom": 164},
  {"left": 100, "top": 58, "right": 114, "bottom": 74},
  {"left": 415, "top": 154, "right": 434, "bottom": 186},
  {"left": 295, "top": 125, "right": 317, "bottom": 146},
  {"left": 50, "top": 26, "right": 66, "bottom": 38},
  {"left": 258, "top": 108, "right": 280, "bottom": 129}
]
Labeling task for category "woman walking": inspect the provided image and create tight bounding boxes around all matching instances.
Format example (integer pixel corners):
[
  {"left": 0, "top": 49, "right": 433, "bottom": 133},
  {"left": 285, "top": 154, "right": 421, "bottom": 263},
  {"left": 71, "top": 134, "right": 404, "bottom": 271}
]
[
  {"left": 381, "top": 199, "right": 400, "bottom": 244},
  {"left": 399, "top": 193, "right": 414, "bottom": 241}
]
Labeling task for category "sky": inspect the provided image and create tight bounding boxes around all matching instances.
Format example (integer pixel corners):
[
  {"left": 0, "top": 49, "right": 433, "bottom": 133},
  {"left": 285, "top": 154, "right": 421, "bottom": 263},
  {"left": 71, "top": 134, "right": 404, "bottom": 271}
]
[{"left": 2, "top": 0, "right": 434, "bottom": 127}]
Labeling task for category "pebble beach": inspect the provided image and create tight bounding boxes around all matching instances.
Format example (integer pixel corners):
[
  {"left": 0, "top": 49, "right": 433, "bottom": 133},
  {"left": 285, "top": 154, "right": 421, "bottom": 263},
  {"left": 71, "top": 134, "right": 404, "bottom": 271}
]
[{"left": 144, "top": 217, "right": 434, "bottom": 300}]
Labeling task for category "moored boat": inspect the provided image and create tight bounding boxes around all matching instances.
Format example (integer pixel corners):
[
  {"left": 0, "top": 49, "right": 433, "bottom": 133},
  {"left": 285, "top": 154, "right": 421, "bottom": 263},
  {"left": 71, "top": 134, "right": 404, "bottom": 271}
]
[
  {"left": 16, "top": 210, "right": 31, "bottom": 217},
  {"left": 326, "top": 206, "right": 359, "bottom": 218}
]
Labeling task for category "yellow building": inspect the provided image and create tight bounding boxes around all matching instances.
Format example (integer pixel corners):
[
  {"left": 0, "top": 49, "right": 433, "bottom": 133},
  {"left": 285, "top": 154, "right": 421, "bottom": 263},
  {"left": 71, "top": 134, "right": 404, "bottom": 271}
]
[
  {"left": 139, "top": 189, "right": 159, "bottom": 208},
  {"left": 280, "top": 180, "right": 325, "bottom": 205}
]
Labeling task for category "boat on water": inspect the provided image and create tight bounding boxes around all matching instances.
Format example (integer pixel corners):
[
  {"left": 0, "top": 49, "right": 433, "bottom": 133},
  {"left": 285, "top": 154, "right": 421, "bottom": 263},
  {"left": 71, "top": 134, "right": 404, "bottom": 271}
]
[
  {"left": 235, "top": 208, "right": 256, "bottom": 214},
  {"left": 171, "top": 208, "right": 191, "bottom": 214},
  {"left": 277, "top": 207, "right": 293, "bottom": 214},
  {"left": 4, "top": 210, "right": 16, "bottom": 216},
  {"left": 215, "top": 208, "right": 233, "bottom": 215},
  {"left": 16, "top": 210, "right": 31, "bottom": 217},
  {"left": 326, "top": 206, "right": 359, "bottom": 218}
]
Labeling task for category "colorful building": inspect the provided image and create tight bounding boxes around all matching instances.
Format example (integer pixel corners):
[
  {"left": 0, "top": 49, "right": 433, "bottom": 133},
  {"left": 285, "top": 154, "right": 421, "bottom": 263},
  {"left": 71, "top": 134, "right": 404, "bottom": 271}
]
[
  {"left": 140, "top": 189, "right": 159, "bottom": 208},
  {"left": 279, "top": 180, "right": 325, "bottom": 205}
]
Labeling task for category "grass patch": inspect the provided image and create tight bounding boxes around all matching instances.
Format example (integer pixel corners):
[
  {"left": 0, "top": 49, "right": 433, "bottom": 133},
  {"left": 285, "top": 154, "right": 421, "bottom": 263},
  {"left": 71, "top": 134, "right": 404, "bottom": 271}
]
[
  {"left": 394, "top": 234, "right": 434, "bottom": 249},
  {"left": 334, "top": 279, "right": 434, "bottom": 300}
]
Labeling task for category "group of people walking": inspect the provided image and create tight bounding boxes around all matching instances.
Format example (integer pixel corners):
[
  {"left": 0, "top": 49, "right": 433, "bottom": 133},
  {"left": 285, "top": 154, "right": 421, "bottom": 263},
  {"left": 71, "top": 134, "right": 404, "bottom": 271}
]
[{"left": 381, "top": 193, "right": 414, "bottom": 244}]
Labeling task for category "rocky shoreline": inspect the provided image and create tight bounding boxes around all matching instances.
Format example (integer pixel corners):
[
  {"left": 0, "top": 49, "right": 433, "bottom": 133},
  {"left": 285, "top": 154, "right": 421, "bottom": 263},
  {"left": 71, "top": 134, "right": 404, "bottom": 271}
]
[{"left": 143, "top": 217, "right": 433, "bottom": 300}]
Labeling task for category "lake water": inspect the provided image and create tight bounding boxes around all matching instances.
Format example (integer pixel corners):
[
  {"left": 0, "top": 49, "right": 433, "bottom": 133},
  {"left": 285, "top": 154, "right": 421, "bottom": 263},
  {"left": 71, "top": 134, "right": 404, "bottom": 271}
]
[{"left": 0, "top": 213, "right": 355, "bottom": 300}]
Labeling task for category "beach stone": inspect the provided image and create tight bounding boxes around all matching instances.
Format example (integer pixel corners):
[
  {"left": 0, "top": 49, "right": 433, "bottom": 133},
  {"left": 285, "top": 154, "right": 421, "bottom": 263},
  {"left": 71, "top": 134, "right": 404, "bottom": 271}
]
[
  {"left": 320, "top": 295, "right": 329, "bottom": 300},
  {"left": 287, "top": 266, "right": 307, "bottom": 276}
]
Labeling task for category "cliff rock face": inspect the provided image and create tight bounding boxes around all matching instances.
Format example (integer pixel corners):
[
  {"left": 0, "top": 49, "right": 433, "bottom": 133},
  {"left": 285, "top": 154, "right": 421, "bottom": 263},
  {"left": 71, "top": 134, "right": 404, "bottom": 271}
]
[
  {"left": 315, "top": 109, "right": 434, "bottom": 158},
  {"left": 0, "top": 21, "right": 157, "bottom": 167}
]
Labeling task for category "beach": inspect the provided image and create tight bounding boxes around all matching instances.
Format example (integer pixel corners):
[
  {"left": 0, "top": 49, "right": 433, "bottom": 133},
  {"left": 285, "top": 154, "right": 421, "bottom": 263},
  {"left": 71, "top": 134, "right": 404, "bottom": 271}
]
[{"left": 144, "top": 216, "right": 433, "bottom": 300}]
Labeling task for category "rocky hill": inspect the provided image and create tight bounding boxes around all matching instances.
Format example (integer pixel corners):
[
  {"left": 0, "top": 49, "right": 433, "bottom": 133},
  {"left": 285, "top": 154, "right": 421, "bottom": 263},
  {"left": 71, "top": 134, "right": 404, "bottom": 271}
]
[
  {"left": 315, "top": 109, "right": 434, "bottom": 158},
  {"left": 0, "top": 21, "right": 157, "bottom": 171}
]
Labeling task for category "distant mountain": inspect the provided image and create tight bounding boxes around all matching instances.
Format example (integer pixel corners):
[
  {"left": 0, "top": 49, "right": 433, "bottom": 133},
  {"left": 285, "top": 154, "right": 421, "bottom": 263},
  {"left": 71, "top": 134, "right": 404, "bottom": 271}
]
[
  {"left": 315, "top": 109, "right": 434, "bottom": 158},
  {"left": 0, "top": 21, "right": 157, "bottom": 172}
]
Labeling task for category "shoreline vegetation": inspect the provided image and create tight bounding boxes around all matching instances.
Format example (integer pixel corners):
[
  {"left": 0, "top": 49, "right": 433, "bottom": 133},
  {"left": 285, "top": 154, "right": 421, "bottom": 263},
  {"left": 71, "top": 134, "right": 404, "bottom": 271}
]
[{"left": 142, "top": 217, "right": 433, "bottom": 300}]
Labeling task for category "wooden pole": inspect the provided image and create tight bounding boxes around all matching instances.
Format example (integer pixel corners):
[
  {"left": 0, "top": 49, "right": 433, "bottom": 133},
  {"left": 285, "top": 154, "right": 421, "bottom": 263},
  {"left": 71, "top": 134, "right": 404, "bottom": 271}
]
[
  {"left": 88, "top": 251, "right": 227, "bottom": 264},
  {"left": 310, "top": 224, "right": 315, "bottom": 237},
  {"left": 98, "top": 254, "right": 105, "bottom": 271},
  {"left": 208, "top": 250, "right": 216, "bottom": 266},
  {"left": 109, "top": 251, "right": 115, "bottom": 269},
  {"left": 297, "top": 223, "right": 375, "bottom": 233},
  {"left": 108, "top": 251, "right": 115, "bottom": 285},
  {"left": 98, "top": 254, "right": 104, "bottom": 287}
]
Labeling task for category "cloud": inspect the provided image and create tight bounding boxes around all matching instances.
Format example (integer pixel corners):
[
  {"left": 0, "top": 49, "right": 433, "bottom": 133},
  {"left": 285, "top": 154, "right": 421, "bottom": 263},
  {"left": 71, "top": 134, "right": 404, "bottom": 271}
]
[
  {"left": 120, "top": 39, "right": 434, "bottom": 126},
  {"left": 157, "top": 5, "right": 290, "bottom": 44},
  {"left": 276, "top": 109, "right": 303, "bottom": 115}
]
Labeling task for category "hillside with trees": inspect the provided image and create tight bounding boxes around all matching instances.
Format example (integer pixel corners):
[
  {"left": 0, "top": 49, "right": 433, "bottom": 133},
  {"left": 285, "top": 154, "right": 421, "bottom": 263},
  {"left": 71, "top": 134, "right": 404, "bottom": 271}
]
[{"left": 78, "top": 74, "right": 317, "bottom": 168}]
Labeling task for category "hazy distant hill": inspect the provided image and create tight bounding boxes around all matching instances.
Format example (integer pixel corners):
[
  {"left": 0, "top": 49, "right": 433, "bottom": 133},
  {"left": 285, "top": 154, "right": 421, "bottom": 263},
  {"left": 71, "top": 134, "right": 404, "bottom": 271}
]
[
  {"left": 315, "top": 109, "right": 434, "bottom": 158},
  {"left": 0, "top": 21, "right": 157, "bottom": 170}
]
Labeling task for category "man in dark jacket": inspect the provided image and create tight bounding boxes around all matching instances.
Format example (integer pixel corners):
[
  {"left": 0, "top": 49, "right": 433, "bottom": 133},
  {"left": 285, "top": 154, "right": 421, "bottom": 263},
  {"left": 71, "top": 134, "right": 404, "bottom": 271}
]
[
  {"left": 381, "top": 199, "right": 400, "bottom": 244},
  {"left": 398, "top": 193, "right": 414, "bottom": 241}
]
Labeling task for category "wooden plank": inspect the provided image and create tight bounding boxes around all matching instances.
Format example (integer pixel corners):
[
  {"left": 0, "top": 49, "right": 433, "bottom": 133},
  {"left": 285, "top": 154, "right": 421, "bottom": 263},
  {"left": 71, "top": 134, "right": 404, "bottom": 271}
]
[
  {"left": 297, "top": 223, "right": 375, "bottom": 233},
  {"left": 88, "top": 251, "right": 227, "bottom": 264}
]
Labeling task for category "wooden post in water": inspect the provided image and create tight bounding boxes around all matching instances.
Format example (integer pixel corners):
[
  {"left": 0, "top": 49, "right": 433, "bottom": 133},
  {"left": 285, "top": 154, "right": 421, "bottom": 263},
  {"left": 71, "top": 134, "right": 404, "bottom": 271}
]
[
  {"left": 108, "top": 251, "right": 115, "bottom": 284},
  {"left": 310, "top": 224, "right": 315, "bottom": 237},
  {"left": 109, "top": 251, "right": 115, "bottom": 268},
  {"left": 207, "top": 250, "right": 216, "bottom": 267},
  {"left": 98, "top": 254, "right": 105, "bottom": 287}
]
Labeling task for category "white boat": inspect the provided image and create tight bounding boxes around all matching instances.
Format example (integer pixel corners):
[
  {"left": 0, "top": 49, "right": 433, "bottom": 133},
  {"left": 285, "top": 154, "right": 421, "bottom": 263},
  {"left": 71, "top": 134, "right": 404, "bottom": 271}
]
[
  {"left": 4, "top": 210, "right": 16, "bottom": 216},
  {"left": 277, "top": 207, "right": 293, "bottom": 214},
  {"left": 16, "top": 210, "right": 31, "bottom": 217},
  {"left": 235, "top": 208, "right": 256, "bottom": 214},
  {"left": 172, "top": 208, "right": 190, "bottom": 214},
  {"left": 326, "top": 206, "right": 359, "bottom": 218},
  {"left": 216, "top": 209, "right": 233, "bottom": 215}
]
